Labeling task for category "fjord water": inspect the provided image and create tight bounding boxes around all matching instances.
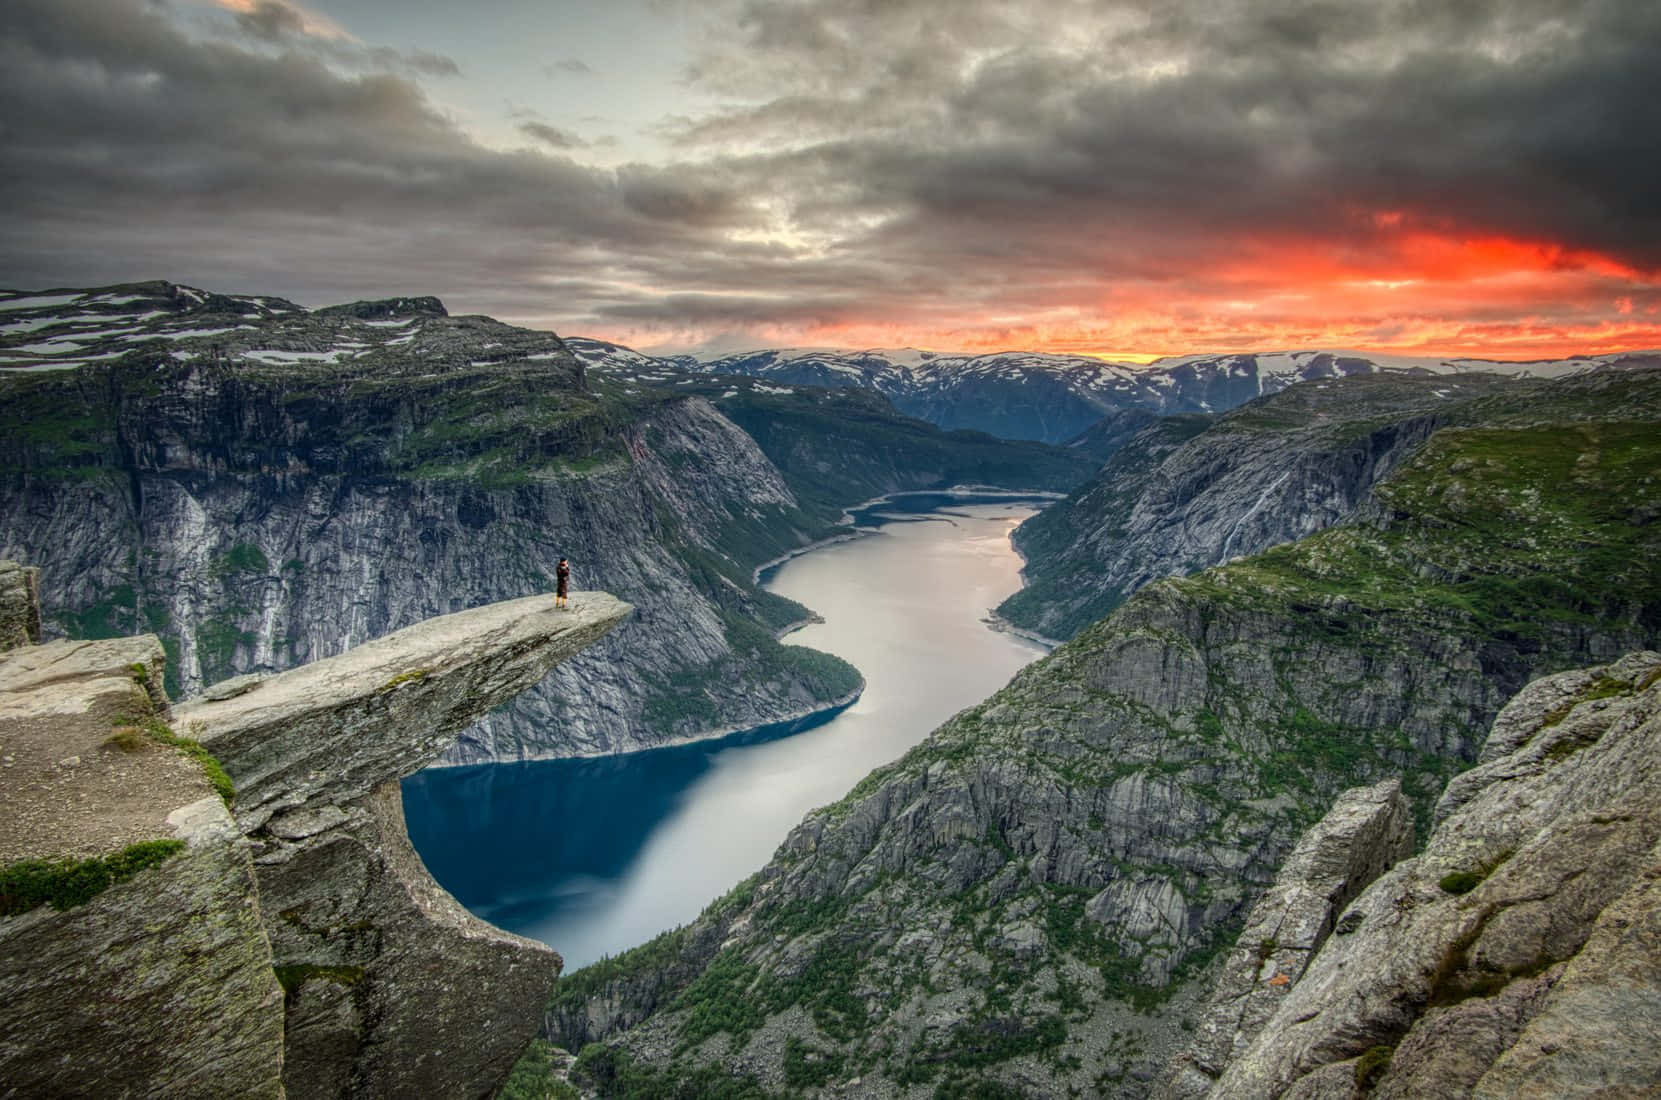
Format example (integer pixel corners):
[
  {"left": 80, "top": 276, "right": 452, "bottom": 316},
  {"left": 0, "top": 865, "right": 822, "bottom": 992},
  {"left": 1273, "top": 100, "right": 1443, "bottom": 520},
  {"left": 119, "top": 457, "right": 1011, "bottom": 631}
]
[{"left": 403, "top": 498, "right": 1050, "bottom": 969}]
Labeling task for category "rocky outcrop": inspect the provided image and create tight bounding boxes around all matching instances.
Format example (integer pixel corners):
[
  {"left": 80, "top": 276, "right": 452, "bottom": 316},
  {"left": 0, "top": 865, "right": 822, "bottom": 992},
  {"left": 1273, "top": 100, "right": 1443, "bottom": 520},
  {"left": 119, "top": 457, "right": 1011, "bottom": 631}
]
[
  {"left": 0, "top": 559, "right": 39, "bottom": 650},
  {"left": 1206, "top": 652, "right": 1661, "bottom": 1098},
  {"left": 1156, "top": 781, "right": 1413, "bottom": 1098},
  {"left": 1, "top": 557, "right": 631, "bottom": 1099},
  {"left": 542, "top": 404, "right": 1661, "bottom": 1096},
  {"left": 174, "top": 591, "right": 630, "bottom": 1098},
  {"left": 0, "top": 584, "right": 284, "bottom": 1099},
  {"left": 0, "top": 283, "right": 871, "bottom": 762},
  {"left": 1000, "top": 368, "right": 1661, "bottom": 640}
]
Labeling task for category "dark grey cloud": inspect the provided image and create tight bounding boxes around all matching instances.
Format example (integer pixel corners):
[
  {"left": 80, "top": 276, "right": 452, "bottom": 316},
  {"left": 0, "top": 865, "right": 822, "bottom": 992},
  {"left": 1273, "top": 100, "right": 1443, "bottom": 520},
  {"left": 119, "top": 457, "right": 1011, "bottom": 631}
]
[
  {"left": 672, "top": 0, "right": 1661, "bottom": 270},
  {"left": 225, "top": 0, "right": 461, "bottom": 77},
  {"left": 1, "top": 0, "right": 1658, "bottom": 353},
  {"left": 518, "top": 121, "right": 587, "bottom": 149}
]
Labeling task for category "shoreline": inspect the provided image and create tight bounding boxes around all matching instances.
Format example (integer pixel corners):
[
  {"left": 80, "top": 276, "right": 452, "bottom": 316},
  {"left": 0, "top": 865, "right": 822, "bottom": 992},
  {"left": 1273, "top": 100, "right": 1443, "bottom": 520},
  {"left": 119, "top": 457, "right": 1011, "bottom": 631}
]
[
  {"left": 980, "top": 610, "right": 1062, "bottom": 650},
  {"left": 437, "top": 487, "right": 1057, "bottom": 770},
  {"left": 428, "top": 684, "right": 866, "bottom": 768},
  {"left": 752, "top": 484, "right": 1065, "bottom": 583}
]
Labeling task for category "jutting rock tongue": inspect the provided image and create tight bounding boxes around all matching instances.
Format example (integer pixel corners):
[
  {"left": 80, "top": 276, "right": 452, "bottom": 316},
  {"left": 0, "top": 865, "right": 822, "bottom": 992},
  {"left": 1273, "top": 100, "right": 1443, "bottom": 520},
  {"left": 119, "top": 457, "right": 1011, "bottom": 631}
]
[{"left": 174, "top": 590, "right": 631, "bottom": 1099}]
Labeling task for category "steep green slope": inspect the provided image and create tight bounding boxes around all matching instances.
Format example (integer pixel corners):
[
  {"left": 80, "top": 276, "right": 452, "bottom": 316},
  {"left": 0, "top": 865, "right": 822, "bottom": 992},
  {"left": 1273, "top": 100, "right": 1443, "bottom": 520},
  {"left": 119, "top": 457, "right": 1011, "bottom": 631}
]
[
  {"left": 1000, "top": 369, "right": 1661, "bottom": 640},
  {"left": 610, "top": 374, "right": 1099, "bottom": 514},
  {"left": 534, "top": 398, "right": 1661, "bottom": 1096},
  {"left": 0, "top": 296, "right": 867, "bottom": 757}
]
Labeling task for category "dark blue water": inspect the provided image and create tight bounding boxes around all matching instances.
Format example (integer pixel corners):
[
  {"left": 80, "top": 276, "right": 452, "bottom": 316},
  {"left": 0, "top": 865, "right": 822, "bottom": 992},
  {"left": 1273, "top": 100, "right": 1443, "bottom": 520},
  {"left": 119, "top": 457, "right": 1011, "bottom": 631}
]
[{"left": 403, "top": 498, "right": 1050, "bottom": 968}]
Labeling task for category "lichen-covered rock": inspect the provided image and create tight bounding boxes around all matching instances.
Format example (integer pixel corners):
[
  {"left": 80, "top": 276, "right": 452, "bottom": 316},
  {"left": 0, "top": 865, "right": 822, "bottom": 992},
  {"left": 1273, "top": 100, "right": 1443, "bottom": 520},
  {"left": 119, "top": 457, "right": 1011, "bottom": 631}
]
[
  {"left": 3, "top": 580, "right": 631, "bottom": 1099},
  {"left": 176, "top": 591, "right": 629, "bottom": 1098},
  {"left": 0, "top": 796, "right": 286, "bottom": 1100},
  {"left": 1208, "top": 651, "right": 1661, "bottom": 1098},
  {"left": 0, "top": 628, "right": 281, "bottom": 1099},
  {"left": 1157, "top": 780, "right": 1413, "bottom": 1099},
  {"left": 0, "top": 558, "right": 40, "bottom": 651}
]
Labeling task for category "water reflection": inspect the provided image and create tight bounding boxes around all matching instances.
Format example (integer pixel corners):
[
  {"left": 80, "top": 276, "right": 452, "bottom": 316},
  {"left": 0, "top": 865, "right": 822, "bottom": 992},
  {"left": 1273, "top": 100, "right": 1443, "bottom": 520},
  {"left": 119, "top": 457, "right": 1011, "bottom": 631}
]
[{"left": 403, "top": 498, "right": 1050, "bottom": 969}]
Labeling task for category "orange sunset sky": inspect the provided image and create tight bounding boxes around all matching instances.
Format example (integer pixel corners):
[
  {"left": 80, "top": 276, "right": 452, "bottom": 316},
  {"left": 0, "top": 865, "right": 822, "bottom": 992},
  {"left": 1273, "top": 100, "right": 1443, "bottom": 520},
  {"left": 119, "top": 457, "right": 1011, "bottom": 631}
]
[{"left": 4, "top": 0, "right": 1659, "bottom": 362}]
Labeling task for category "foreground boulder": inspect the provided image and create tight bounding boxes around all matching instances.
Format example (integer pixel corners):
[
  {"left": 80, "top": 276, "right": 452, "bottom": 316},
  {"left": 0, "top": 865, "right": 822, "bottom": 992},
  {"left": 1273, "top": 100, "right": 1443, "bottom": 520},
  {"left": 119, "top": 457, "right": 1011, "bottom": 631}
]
[
  {"left": 1187, "top": 651, "right": 1661, "bottom": 1098},
  {"left": 1, "top": 559, "right": 631, "bottom": 1099}
]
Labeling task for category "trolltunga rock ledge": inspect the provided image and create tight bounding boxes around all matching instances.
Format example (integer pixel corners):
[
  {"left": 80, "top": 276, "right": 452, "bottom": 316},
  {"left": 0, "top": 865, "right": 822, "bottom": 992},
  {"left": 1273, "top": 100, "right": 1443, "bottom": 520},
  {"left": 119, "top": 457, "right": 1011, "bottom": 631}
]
[
  {"left": 175, "top": 590, "right": 632, "bottom": 831},
  {"left": 165, "top": 589, "right": 631, "bottom": 1099}
]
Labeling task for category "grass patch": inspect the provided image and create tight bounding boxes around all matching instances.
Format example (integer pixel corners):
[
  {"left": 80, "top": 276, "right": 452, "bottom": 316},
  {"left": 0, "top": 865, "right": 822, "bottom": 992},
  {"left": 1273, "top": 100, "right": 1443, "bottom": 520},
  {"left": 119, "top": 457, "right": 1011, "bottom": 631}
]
[
  {"left": 0, "top": 839, "right": 186, "bottom": 916},
  {"left": 377, "top": 667, "right": 431, "bottom": 693},
  {"left": 115, "top": 715, "right": 235, "bottom": 806}
]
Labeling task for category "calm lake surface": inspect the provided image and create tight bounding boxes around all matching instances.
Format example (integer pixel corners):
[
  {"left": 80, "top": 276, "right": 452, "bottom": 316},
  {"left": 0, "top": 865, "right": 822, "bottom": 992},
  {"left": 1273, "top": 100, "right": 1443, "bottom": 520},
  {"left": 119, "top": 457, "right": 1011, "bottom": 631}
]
[{"left": 403, "top": 497, "right": 1051, "bottom": 970}]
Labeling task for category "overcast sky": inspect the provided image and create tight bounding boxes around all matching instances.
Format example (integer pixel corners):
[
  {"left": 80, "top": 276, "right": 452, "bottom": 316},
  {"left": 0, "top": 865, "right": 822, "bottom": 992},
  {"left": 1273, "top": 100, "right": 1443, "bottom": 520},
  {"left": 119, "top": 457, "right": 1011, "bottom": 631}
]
[{"left": 2, "top": 0, "right": 1658, "bottom": 359}]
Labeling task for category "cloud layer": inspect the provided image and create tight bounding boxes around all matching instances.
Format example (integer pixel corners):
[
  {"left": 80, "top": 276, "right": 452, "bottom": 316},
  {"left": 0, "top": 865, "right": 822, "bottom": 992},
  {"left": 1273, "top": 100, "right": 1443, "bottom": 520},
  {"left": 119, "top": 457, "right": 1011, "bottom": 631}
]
[{"left": 2, "top": 0, "right": 1658, "bottom": 357}]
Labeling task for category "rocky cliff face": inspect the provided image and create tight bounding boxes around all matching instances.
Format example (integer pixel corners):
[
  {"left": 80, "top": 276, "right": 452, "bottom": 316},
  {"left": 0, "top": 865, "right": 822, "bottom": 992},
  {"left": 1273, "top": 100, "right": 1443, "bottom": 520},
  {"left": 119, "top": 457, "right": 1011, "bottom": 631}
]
[
  {"left": 1186, "top": 651, "right": 1661, "bottom": 1098},
  {"left": 1001, "top": 367, "right": 1661, "bottom": 640},
  {"left": 1156, "top": 782, "right": 1414, "bottom": 1098},
  {"left": 538, "top": 392, "right": 1661, "bottom": 1096},
  {"left": 1, "top": 282, "right": 1092, "bottom": 763},
  {"left": 0, "top": 579, "right": 283, "bottom": 1099},
  {"left": 0, "top": 558, "right": 631, "bottom": 1098},
  {"left": 0, "top": 559, "right": 40, "bottom": 649},
  {"left": 0, "top": 283, "right": 869, "bottom": 762}
]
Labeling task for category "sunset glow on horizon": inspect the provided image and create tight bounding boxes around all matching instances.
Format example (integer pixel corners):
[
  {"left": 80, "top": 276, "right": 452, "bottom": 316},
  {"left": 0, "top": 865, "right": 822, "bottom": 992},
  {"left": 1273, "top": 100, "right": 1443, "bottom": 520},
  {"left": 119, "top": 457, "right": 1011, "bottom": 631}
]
[{"left": 4, "top": 0, "right": 1659, "bottom": 364}]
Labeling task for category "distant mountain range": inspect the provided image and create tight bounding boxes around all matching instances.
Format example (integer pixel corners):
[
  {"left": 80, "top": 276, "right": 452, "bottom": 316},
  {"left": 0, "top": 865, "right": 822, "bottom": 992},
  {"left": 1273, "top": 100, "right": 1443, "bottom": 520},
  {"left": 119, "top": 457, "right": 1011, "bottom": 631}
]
[
  {"left": 3, "top": 284, "right": 1655, "bottom": 447},
  {"left": 564, "top": 338, "right": 1661, "bottom": 443}
]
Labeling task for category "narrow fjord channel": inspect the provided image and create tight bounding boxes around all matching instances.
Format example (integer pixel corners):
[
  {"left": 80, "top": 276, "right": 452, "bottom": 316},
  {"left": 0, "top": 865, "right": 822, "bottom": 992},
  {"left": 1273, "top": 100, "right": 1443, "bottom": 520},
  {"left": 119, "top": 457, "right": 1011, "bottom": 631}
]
[{"left": 402, "top": 498, "right": 1051, "bottom": 970}]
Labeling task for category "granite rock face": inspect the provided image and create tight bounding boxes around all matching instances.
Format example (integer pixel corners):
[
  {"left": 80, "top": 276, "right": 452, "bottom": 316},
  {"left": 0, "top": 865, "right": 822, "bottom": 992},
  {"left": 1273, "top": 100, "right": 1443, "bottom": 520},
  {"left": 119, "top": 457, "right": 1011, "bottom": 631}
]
[
  {"left": 0, "top": 283, "right": 865, "bottom": 762},
  {"left": 0, "top": 577, "right": 284, "bottom": 1099},
  {"left": 1208, "top": 652, "right": 1661, "bottom": 1099},
  {"left": 0, "top": 559, "right": 40, "bottom": 650},
  {"left": 176, "top": 592, "right": 631, "bottom": 1098},
  {"left": 1156, "top": 781, "right": 1414, "bottom": 1098},
  {"left": 1000, "top": 368, "right": 1661, "bottom": 640}
]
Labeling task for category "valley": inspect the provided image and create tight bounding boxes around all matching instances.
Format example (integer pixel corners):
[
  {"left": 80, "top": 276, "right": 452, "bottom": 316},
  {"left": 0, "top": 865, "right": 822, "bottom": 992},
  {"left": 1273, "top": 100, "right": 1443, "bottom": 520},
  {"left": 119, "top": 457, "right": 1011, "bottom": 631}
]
[{"left": 4, "top": 281, "right": 1660, "bottom": 1099}]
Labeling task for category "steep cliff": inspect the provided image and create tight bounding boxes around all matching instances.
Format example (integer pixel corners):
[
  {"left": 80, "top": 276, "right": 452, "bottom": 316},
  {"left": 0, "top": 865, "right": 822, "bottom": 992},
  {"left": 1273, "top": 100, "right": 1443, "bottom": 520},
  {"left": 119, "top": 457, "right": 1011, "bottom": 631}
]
[
  {"left": 1186, "top": 651, "right": 1661, "bottom": 1098},
  {"left": 1001, "top": 367, "right": 1661, "bottom": 640},
  {"left": 0, "top": 283, "right": 854, "bottom": 761},
  {"left": 538, "top": 395, "right": 1661, "bottom": 1096},
  {"left": 0, "top": 282, "right": 1090, "bottom": 762},
  {"left": 0, "top": 558, "right": 632, "bottom": 1098},
  {"left": 0, "top": 622, "right": 283, "bottom": 1099}
]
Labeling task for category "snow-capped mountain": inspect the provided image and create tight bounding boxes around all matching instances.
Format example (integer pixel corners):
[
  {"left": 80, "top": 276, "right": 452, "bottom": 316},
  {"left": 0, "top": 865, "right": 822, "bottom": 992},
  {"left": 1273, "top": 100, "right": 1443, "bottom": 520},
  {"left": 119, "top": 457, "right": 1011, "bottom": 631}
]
[{"left": 574, "top": 342, "right": 1659, "bottom": 444}]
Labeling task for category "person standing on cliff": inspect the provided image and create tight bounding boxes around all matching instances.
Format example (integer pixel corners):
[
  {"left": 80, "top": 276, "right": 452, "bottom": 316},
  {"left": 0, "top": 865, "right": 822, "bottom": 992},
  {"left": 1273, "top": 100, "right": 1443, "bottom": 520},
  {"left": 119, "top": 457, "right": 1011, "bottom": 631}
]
[{"left": 556, "top": 557, "right": 570, "bottom": 609}]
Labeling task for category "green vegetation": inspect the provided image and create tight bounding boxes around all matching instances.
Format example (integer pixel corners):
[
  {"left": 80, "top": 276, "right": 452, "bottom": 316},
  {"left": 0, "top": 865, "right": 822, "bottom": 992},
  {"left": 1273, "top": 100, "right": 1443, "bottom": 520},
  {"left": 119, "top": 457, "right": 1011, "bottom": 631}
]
[
  {"left": 0, "top": 370, "right": 117, "bottom": 477},
  {"left": 499, "top": 1040, "right": 582, "bottom": 1100},
  {"left": 0, "top": 840, "right": 185, "bottom": 916},
  {"left": 782, "top": 1035, "right": 844, "bottom": 1087},
  {"left": 570, "top": 1043, "right": 787, "bottom": 1099},
  {"left": 211, "top": 543, "right": 270, "bottom": 578},
  {"left": 113, "top": 715, "right": 235, "bottom": 806},
  {"left": 273, "top": 963, "right": 365, "bottom": 995},
  {"left": 1355, "top": 1045, "right": 1394, "bottom": 1090},
  {"left": 196, "top": 617, "right": 256, "bottom": 685},
  {"left": 377, "top": 667, "right": 431, "bottom": 693}
]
